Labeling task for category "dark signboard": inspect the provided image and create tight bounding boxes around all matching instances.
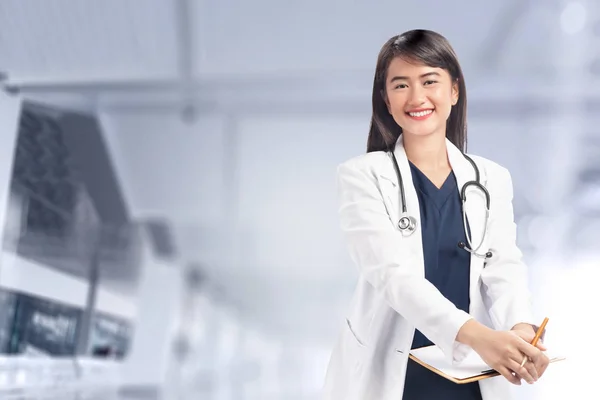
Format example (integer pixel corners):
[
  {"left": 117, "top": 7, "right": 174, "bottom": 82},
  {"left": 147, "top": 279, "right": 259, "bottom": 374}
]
[
  {"left": 0, "top": 288, "right": 134, "bottom": 359},
  {"left": 89, "top": 312, "right": 132, "bottom": 359},
  {"left": 0, "top": 289, "right": 18, "bottom": 353},
  {"left": 0, "top": 288, "right": 82, "bottom": 356}
]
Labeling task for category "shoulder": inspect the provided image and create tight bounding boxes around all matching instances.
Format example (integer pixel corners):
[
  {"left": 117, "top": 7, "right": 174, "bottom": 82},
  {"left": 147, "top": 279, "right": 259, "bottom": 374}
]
[
  {"left": 335, "top": 152, "right": 394, "bottom": 194},
  {"left": 467, "top": 154, "right": 508, "bottom": 175},
  {"left": 337, "top": 151, "right": 391, "bottom": 177}
]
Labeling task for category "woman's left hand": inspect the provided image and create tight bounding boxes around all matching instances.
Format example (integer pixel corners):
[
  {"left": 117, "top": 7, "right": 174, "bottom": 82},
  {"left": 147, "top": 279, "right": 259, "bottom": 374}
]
[{"left": 511, "top": 324, "right": 550, "bottom": 381}]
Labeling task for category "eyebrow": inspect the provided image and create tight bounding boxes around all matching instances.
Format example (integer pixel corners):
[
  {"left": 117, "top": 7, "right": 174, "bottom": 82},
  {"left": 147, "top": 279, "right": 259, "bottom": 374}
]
[{"left": 389, "top": 72, "right": 440, "bottom": 83}]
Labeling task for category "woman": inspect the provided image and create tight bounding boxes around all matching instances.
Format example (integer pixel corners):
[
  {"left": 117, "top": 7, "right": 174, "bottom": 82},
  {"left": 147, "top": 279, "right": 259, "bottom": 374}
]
[{"left": 323, "top": 30, "right": 550, "bottom": 400}]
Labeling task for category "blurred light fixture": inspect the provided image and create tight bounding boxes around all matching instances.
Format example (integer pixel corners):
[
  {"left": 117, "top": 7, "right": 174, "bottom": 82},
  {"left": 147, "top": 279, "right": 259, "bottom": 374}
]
[
  {"left": 560, "top": 2, "right": 587, "bottom": 35},
  {"left": 576, "top": 183, "right": 600, "bottom": 209}
]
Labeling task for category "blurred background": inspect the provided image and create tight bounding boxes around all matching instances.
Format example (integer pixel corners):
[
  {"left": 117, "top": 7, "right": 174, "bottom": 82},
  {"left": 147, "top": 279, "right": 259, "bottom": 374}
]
[{"left": 0, "top": 0, "right": 597, "bottom": 399}]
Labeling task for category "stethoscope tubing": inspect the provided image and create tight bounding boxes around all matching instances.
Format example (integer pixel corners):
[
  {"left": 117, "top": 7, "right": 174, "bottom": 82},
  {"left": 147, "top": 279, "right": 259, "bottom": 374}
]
[{"left": 389, "top": 151, "right": 492, "bottom": 259}]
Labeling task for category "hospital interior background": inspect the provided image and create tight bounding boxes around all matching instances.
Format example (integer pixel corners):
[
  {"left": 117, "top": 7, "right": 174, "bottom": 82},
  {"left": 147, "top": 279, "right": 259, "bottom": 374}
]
[{"left": 0, "top": 1, "right": 597, "bottom": 399}]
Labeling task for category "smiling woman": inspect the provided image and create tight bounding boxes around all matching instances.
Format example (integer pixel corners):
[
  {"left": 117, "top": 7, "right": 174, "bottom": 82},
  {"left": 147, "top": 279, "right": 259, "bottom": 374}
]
[
  {"left": 385, "top": 58, "right": 458, "bottom": 137},
  {"left": 367, "top": 30, "right": 467, "bottom": 156},
  {"left": 323, "top": 30, "right": 550, "bottom": 400}
]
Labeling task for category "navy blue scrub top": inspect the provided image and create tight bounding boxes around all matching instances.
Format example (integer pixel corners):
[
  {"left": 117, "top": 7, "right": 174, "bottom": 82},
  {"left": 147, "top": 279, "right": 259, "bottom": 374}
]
[{"left": 402, "top": 162, "right": 483, "bottom": 400}]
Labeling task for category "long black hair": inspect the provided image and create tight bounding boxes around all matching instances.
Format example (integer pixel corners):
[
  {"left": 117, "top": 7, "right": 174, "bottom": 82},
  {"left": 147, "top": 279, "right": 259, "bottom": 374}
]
[{"left": 366, "top": 30, "right": 468, "bottom": 153}]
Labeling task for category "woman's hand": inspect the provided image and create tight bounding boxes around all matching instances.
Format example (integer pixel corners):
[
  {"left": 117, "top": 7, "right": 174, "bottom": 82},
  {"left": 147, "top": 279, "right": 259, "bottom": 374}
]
[
  {"left": 511, "top": 324, "right": 550, "bottom": 380},
  {"left": 473, "top": 329, "right": 545, "bottom": 385},
  {"left": 457, "top": 320, "right": 546, "bottom": 385}
]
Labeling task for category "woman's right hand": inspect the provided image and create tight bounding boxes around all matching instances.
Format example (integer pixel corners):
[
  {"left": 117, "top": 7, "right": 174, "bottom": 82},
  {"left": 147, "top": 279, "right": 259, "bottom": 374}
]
[
  {"left": 470, "top": 329, "right": 543, "bottom": 385},
  {"left": 457, "top": 319, "right": 545, "bottom": 385}
]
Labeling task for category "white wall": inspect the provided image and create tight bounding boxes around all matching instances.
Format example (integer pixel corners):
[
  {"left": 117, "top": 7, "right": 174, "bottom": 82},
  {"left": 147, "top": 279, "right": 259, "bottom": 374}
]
[
  {"left": 97, "top": 109, "right": 369, "bottom": 343},
  {"left": 0, "top": 251, "right": 137, "bottom": 319},
  {"left": 0, "top": 251, "right": 86, "bottom": 307},
  {"left": 98, "top": 112, "right": 227, "bottom": 225},
  {"left": 0, "top": 91, "right": 22, "bottom": 258},
  {"left": 119, "top": 233, "right": 183, "bottom": 387}
]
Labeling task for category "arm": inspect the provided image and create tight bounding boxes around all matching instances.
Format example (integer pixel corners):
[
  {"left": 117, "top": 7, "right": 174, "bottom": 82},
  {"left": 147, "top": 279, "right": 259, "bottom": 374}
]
[
  {"left": 480, "top": 167, "right": 535, "bottom": 331},
  {"left": 337, "top": 161, "right": 472, "bottom": 363}
]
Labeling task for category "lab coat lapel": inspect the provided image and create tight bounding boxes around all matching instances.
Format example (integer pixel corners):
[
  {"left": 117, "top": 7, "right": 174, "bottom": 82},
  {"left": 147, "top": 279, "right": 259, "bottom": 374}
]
[
  {"left": 378, "top": 136, "right": 425, "bottom": 275},
  {"left": 378, "top": 137, "right": 488, "bottom": 282},
  {"left": 446, "top": 139, "right": 488, "bottom": 297}
]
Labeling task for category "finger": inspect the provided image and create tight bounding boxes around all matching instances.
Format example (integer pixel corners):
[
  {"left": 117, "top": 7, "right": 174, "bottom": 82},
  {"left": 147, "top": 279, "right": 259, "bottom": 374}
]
[
  {"left": 516, "top": 339, "right": 542, "bottom": 361},
  {"left": 508, "top": 359, "right": 535, "bottom": 384},
  {"left": 507, "top": 347, "right": 527, "bottom": 367},
  {"left": 523, "top": 357, "right": 539, "bottom": 381},
  {"left": 517, "top": 358, "right": 539, "bottom": 383},
  {"left": 497, "top": 366, "right": 521, "bottom": 385},
  {"left": 508, "top": 348, "right": 525, "bottom": 364},
  {"left": 535, "top": 353, "right": 550, "bottom": 378}
]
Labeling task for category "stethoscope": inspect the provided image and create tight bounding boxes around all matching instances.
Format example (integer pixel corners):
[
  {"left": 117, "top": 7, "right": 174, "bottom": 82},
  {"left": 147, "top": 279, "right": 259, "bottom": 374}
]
[{"left": 389, "top": 151, "right": 493, "bottom": 259}]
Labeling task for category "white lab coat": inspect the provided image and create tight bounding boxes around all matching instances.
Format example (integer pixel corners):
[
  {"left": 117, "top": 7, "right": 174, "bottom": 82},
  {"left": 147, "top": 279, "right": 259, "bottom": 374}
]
[{"left": 323, "top": 136, "right": 534, "bottom": 400}]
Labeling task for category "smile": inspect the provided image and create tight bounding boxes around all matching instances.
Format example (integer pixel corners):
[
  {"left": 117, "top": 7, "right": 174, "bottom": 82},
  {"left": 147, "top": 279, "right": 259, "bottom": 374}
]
[
  {"left": 406, "top": 109, "right": 434, "bottom": 121},
  {"left": 407, "top": 110, "right": 433, "bottom": 118}
]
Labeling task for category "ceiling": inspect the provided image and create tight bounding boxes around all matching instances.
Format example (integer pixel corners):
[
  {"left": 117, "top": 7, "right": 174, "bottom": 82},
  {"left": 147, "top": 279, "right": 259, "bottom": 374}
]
[{"left": 2, "top": 0, "right": 598, "bottom": 106}]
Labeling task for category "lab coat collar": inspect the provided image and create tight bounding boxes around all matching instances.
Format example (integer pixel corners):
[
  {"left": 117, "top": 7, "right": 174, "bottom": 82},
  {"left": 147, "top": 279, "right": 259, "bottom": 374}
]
[
  {"left": 445, "top": 137, "right": 477, "bottom": 191},
  {"left": 380, "top": 135, "right": 477, "bottom": 189}
]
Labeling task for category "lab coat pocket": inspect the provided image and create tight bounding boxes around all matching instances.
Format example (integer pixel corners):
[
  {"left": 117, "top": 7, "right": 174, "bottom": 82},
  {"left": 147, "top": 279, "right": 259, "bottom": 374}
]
[
  {"left": 345, "top": 318, "right": 366, "bottom": 347},
  {"left": 344, "top": 318, "right": 367, "bottom": 376}
]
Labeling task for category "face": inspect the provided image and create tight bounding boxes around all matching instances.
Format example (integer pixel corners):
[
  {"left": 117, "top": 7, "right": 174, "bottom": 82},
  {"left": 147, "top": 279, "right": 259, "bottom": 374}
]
[{"left": 383, "top": 57, "right": 458, "bottom": 139}]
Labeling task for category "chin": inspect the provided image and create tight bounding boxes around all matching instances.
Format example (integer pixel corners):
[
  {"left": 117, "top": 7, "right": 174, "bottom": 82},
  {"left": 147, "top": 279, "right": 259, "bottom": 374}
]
[
  {"left": 401, "top": 126, "right": 440, "bottom": 138},
  {"left": 404, "top": 130, "right": 435, "bottom": 137}
]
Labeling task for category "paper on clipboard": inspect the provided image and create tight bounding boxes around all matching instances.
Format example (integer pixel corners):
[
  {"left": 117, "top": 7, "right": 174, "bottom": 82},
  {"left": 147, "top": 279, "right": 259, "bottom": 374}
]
[{"left": 409, "top": 345, "right": 566, "bottom": 384}]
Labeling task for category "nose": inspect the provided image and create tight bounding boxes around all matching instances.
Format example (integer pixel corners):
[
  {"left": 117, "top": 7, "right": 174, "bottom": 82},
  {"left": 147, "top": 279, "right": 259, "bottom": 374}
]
[{"left": 408, "top": 86, "right": 426, "bottom": 106}]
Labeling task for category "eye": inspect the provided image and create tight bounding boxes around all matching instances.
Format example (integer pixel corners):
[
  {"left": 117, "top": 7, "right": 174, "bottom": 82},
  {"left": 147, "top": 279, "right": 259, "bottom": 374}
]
[
  {"left": 394, "top": 83, "right": 407, "bottom": 89},
  {"left": 424, "top": 80, "right": 437, "bottom": 86}
]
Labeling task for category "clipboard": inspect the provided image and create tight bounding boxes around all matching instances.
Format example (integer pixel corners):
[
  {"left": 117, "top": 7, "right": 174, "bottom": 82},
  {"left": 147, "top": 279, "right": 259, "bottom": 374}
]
[{"left": 408, "top": 345, "right": 566, "bottom": 384}]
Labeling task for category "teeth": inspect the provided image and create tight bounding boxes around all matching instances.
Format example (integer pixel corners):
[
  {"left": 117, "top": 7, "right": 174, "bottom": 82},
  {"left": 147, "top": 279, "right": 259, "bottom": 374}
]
[{"left": 408, "top": 110, "right": 433, "bottom": 117}]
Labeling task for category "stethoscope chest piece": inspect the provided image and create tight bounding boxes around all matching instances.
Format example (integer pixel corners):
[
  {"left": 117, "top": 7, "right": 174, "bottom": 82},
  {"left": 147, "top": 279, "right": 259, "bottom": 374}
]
[{"left": 398, "top": 213, "right": 417, "bottom": 237}]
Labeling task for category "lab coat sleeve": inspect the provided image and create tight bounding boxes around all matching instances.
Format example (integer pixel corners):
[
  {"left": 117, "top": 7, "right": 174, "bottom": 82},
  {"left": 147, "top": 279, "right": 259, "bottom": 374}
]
[
  {"left": 337, "top": 161, "right": 473, "bottom": 364},
  {"left": 480, "top": 167, "right": 535, "bottom": 331}
]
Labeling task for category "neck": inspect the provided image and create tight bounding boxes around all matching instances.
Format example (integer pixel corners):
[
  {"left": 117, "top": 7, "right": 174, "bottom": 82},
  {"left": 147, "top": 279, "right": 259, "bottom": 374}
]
[{"left": 402, "top": 133, "right": 449, "bottom": 171}]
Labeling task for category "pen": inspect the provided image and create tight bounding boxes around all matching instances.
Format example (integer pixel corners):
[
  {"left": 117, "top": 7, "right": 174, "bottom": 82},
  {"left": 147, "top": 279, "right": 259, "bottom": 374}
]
[{"left": 520, "top": 317, "right": 549, "bottom": 367}]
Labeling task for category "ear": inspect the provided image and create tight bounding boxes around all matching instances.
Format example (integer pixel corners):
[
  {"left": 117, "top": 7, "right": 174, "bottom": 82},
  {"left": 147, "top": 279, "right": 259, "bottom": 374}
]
[{"left": 451, "top": 80, "right": 459, "bottom": 106}]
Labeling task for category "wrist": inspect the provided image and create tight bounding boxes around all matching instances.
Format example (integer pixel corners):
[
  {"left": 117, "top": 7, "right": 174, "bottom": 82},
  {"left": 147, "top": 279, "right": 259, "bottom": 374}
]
[
  {"left": 456, "top": 318, "right": 491, "bottom": 347},
  {"left": 511, "top": 323, "right": 536, "bottom": 335}
]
